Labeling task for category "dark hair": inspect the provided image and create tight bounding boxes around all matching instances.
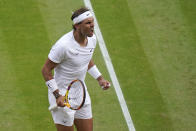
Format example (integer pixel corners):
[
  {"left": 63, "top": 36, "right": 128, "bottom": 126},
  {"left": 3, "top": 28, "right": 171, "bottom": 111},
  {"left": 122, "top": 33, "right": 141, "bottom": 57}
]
[{"left": 71, "top": 7, "right": 90, "bottom": 30}]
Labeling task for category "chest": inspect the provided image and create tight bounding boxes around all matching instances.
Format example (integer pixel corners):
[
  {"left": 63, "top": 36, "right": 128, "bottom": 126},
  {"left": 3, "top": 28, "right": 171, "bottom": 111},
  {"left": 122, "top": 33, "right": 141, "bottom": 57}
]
[{"left": 65, "top": 46, "right": 95, "bottom": 67}]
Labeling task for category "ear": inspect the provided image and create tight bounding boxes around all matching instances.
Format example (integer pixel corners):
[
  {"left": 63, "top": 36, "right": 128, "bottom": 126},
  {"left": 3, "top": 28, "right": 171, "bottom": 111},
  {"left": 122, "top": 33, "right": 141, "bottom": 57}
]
[{"left": 74, "top": 24, "right": 81, "bottom": 31}]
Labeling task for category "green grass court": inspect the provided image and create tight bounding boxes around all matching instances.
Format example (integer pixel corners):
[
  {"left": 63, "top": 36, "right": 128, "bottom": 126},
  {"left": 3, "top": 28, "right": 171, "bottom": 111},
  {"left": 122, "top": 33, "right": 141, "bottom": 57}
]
[{"left": 0, "top": 0, "right": 195, "bottom": 130}]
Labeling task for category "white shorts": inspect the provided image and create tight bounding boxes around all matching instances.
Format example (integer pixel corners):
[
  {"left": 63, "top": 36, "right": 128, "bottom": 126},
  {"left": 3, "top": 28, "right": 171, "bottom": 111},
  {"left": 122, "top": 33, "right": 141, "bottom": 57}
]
[
  {"left": 51, "top": 103, "right": 92, "bottom": 126},
  {"left": 48, "top": 87, "right": 92, "bottom": 126}
]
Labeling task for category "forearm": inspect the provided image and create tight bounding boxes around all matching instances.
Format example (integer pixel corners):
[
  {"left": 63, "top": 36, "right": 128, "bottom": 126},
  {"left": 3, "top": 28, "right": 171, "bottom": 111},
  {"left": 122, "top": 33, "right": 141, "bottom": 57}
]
[
  {"left": 88, "top": 60, "right": 110, "bottom": 90},
  {"left": 88, "top": 59, "right": 95, "bottom": 70},
  {"left": 88, "top": 59, "right": 102, "bottom": 80},
  {"left": 42, "top": 69, "right": 60, "bottom": 98},
  {"left": 42, "top": 58, "right": 59, "bottom": 81},
  {"left": 42, "top": 66, "right": 54, "bottom": 81},
  {"left": 41, "top": 59, "right": 61, "bottom": 98}
]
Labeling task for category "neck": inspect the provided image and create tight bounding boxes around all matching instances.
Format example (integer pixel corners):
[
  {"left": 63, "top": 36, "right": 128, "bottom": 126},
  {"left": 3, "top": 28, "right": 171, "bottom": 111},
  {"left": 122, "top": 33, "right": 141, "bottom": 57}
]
[{"left": 73, "top": 30, "right": 87, "bottom": 46}]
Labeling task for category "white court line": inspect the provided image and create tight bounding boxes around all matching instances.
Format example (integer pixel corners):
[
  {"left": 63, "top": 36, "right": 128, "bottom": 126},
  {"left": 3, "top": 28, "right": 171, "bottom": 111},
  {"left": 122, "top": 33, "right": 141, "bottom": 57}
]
[{"left": 83, "top": 0, "right": 136, "bottom": 131}]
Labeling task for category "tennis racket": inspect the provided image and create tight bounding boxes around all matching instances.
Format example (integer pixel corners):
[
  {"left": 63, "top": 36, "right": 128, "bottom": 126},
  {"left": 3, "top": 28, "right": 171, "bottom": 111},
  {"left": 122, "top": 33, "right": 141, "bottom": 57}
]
[
  {"left": 63, "top": 79, "right": 86, "bottom": 110},
  {"left": 49, "top": 79, "right": 86, "bottom": 111}
]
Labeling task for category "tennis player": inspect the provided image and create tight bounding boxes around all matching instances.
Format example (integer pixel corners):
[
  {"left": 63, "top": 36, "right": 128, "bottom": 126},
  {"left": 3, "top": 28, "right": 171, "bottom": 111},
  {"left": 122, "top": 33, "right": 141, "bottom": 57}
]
[{"left": 41, "top": 7, "right": 110, "bottom": 131}]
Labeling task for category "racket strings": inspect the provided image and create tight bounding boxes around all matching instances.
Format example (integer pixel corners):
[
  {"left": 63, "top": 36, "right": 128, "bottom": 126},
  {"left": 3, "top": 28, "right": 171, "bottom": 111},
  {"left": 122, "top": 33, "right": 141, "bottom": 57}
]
[{"left": 68, "top": 81, "right": 85, "bottom": 109}]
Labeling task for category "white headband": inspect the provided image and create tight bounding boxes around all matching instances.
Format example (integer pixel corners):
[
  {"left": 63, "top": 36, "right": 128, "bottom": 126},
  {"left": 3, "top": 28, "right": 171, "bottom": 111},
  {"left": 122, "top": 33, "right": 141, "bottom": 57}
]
[{"left": 73, "top": 11, "right": 93, "bottom": 24}]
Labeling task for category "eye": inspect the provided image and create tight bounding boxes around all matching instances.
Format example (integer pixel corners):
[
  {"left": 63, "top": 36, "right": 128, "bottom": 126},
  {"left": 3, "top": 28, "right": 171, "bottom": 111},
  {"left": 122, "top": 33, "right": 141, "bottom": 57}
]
[{"left": 86, "top": 22, "right": 91, "bottom": 24}]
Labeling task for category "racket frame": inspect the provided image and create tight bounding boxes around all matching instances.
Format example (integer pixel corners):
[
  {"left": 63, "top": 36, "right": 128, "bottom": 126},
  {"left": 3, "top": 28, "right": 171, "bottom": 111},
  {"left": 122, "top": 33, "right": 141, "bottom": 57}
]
[{"left": 64, "top": 79, "right": 86, "bottom": 110}]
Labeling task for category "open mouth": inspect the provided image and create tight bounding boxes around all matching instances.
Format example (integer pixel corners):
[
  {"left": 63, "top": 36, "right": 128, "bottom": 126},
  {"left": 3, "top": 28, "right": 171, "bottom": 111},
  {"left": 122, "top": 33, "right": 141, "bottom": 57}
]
[
  {"left": 87, "top": 28, "right": 94, "bottom": 36},
  {"left": 91, "top": 28, "right": 94, "bottom": 33}
]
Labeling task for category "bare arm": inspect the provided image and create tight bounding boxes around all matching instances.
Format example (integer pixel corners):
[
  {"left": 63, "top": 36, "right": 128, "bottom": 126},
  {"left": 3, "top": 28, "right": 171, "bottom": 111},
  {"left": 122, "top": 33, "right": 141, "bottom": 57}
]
[
  {"left": 42, "top": 58, "right": 58, "bottom": 81},
  {"left": 88, "top": 59, "right": 110, "bottom": 90},
  {"left": 88, "top": 59, "right": 95, "bottom": 70},
  {"left": 88, "top": 59, "right": 103, "bottom": 80},
  {"left": 41, "top": 58, "right": 65, "bottom": 107}
]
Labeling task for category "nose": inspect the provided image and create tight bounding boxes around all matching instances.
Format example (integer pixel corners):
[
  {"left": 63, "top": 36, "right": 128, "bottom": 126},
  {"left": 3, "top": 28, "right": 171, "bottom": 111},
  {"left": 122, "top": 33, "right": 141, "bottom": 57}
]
[{"left": 90, "top": 22, "right": 94, "bottom": 28}]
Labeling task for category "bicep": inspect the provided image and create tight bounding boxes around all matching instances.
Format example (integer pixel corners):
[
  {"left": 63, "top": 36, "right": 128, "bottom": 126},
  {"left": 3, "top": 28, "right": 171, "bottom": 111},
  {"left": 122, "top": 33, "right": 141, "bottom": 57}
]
[{"left": 45, "top": 58, "right": 58, "bottom": 70}]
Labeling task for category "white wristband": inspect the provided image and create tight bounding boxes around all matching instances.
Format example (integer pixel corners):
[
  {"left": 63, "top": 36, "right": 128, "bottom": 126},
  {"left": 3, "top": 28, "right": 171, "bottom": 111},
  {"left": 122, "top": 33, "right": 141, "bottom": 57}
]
[
  {"left": 88, "top": 65, "right": 102, "bottom": 79},
  {"left": 46, "top": 79, "right": 58, "bottom": 92}
]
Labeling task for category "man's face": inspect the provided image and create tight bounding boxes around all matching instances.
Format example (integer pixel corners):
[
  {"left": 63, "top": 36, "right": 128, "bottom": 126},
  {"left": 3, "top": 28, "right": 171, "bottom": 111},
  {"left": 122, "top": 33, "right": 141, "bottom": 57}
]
[{"left": 77, "top": 17, "right": 94, "bottom": 37}]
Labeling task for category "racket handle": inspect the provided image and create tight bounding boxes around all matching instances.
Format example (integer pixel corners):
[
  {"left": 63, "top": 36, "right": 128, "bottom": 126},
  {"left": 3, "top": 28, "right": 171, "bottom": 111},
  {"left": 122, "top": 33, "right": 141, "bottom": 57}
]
[
  {"left": 49, "top": 104, "right": 58, "bottom": 111},
  {"left": 64, "top": 103, "right": 71, "bottom": 108},
  {"left": 101, "top": 83, "right": 111, "bottom": 89}
]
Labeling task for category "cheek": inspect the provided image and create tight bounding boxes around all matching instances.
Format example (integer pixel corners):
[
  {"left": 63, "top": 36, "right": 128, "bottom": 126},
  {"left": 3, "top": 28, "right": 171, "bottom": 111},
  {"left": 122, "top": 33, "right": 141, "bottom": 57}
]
[{"left": 81, "top": 26, "right": 89, "bottom": 33}]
